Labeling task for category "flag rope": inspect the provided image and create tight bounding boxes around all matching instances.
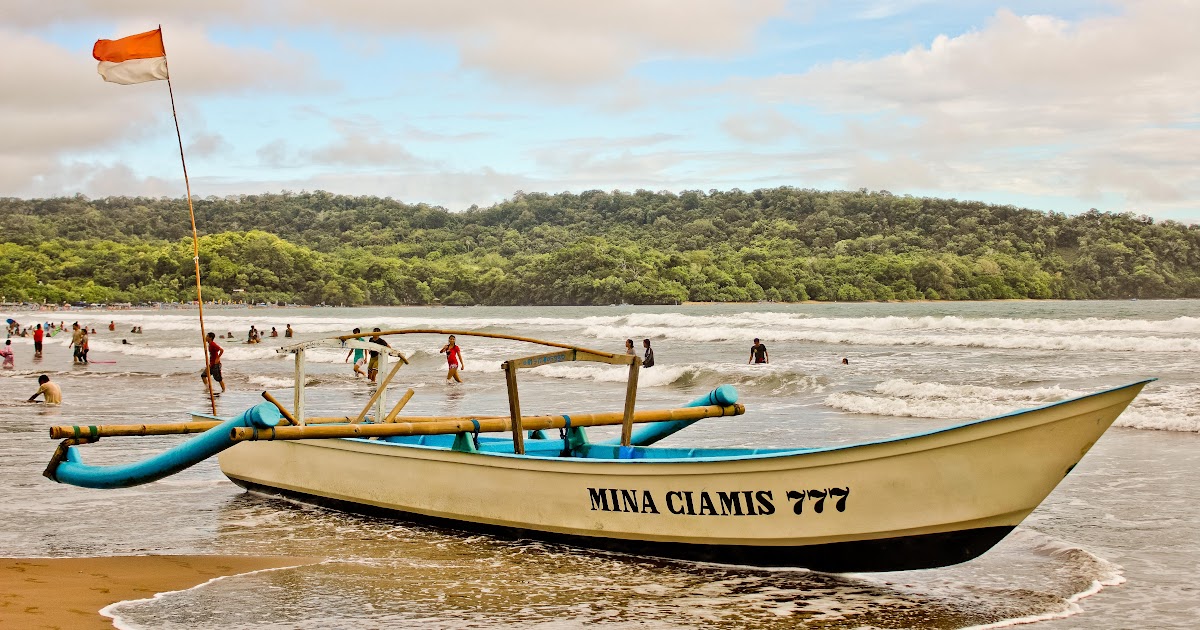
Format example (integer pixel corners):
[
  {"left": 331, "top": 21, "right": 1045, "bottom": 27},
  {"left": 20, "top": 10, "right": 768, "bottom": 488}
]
[{"left": 161, "top": 26, "right": 217, "bottom": 415}]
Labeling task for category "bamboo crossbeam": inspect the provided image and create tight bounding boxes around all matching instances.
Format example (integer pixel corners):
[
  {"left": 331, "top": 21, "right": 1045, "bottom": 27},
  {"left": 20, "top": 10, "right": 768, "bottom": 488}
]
[
  {"left": 331, "top": 329, "right": 621, "bottom": 361},
  {"left": 383, "top": 389, "right": 415, "bottom": 422},
  {"left": 229, "top": 404, "right": 745, "bottom": 443}
]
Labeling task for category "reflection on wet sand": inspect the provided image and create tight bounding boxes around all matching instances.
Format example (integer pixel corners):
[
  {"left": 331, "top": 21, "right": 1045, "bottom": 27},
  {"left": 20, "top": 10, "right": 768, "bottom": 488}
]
[{"left": 181, "top": 493, "right": 1092, "bottom": 629}]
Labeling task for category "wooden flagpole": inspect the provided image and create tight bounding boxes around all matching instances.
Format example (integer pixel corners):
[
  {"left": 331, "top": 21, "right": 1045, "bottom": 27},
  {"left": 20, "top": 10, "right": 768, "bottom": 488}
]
[{"left": 160, "top": 25, "right": 217, "bottom": 415}]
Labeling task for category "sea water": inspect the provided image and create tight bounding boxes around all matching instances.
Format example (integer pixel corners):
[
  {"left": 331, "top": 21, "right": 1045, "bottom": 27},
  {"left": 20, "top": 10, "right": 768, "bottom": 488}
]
[{"left": 0, "top": 301, "right": 1197, "bottom": 629}]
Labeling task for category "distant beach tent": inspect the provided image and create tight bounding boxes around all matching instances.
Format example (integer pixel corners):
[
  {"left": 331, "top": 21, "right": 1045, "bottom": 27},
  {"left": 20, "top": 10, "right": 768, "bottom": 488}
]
[{"left": 93, "top": 28, "right": 168, "bottom": 85}]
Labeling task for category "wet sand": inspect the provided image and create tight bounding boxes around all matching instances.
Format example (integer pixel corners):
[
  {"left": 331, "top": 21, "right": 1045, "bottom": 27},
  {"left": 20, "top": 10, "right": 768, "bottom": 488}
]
[{"left": 1, "top": 555, "right": 318, "bottom": 629}]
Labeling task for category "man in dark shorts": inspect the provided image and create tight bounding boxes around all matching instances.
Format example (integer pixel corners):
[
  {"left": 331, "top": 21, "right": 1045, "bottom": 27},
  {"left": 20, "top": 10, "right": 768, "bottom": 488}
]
[
  {"left": 749, "top": 338, "right": 769, "bottom": 364},
  {"left": 201, "top": 331, "right": 226, "bottom": 393},
  {"left": 367, "top": 327, "right": 391, "bottom": 384},
  {"left": 33, "top": 324, "right": 44, "bottom": 358}
]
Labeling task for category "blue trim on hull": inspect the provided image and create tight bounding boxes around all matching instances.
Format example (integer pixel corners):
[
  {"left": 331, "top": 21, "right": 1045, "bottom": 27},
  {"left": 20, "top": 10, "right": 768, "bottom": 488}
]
[{"left": 229, "top": 477, "right": 1013, "bottom": 572}]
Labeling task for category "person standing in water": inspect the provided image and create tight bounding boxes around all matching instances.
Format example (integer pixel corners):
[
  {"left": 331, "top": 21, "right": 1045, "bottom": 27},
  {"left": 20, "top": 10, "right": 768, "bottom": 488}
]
[
  {"left": 748, "top": 338, "right": 769, "bottom": 364},
  {"left": 367, "top": 328, "right": 390, "bottom": 384},
  {"left": 32, "top": 324, "right": 43, "bottom": 358},
  {"left": 201, "top": 332, "right": 226, "bottom": 393},
  {"left": 642, "top": 338, "right": 655, "bottom": 368},
  {"left": 440, "top": 335, "right": 465, "bottom": 383},
  {"left": 1, "top": 340, "right": 14, "bottom": 369},
  {"left": 345, "top": 327, "right": 366, "bottom": 377},
  {"left": 624, "top": 339, "right": 635, "bottom": 355},
  {"left": 27, "top": 374, "right": 62, "bottom": 404},
  {"left": 285, "top": 324, "right": 293, "bottom": 338},
  {"left": 70, "top": 323, "right": 84, "bottom": 364},
  {"left": 79, "top": 328, "right": 90, "bottom": 364}
]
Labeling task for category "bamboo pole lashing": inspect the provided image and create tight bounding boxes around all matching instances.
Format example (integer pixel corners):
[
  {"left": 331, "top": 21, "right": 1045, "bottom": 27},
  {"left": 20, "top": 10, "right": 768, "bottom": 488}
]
[
  {"left": 230, "top": 404, "right": 744, "bottom": 442},
  {"left": 383, "top": 389, "right": 415, "bottom": 423}
]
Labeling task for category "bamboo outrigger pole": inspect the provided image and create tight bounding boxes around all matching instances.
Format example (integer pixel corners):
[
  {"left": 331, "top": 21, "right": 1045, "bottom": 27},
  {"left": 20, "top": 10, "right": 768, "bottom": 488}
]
[
  {"left": 229, "top": 404, "right": 745, "bottom": 442},
  {"left": 161, "top": 25, "right": 217, "bottom": 415}
]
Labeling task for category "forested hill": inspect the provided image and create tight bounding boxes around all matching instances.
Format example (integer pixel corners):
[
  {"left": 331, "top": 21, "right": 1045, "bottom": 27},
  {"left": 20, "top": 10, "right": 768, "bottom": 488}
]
[{"left": 2, "top": 188, "right": 1198, "bottom": 305}]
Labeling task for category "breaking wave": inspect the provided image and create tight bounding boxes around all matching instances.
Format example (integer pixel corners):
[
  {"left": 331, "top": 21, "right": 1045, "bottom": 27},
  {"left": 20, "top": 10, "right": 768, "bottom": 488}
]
[{"left": 824, "top": 379, "right": 1199, "bottom": 432}]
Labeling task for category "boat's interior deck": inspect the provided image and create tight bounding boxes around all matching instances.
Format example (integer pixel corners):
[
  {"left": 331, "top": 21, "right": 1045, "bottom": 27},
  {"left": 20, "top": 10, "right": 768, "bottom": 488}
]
[{"left": 373, "top": 433, "right": 808, "bottom": 460}]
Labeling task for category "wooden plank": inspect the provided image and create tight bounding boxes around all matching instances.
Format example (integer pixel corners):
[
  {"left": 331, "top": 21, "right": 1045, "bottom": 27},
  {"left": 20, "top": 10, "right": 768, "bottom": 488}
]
[
  {"left": 620, "top": 361, "right": 640, "bottom": 446},
  {"left": 504, "top": 361, "right": 525, "bottom": 454},
  {"left": 511, "top": 349, "right": 575, "bottom": 369},
  {"left": 576, "top": 350, "right": 637, "bottom": 366}
]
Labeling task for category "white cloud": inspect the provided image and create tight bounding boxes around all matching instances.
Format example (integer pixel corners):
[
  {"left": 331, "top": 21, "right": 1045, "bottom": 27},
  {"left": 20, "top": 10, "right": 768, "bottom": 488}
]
[
  {"left": 10, "top": 1, "right": 787, "bottom": 85},
  {"left": 729, "top": 1, "right": 1200, "bottom": 212}
]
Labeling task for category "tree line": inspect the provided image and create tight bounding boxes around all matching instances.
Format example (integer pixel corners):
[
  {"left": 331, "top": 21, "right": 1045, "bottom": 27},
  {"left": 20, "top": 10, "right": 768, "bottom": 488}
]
[{"left": 1, "top": 188, "right": 1197, "bottom": 305}]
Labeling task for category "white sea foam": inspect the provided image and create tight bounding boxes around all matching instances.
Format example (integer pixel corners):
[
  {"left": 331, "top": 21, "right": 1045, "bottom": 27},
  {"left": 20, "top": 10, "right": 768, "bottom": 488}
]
[
  {"left": 103, "top": 561, "right": 324, "bottom": 630},
  {"left": 959, "top": 530, "right": 1125, "bottom": 630},
  {"left": 824, "top": 379, "right": 1199, "bottom": 432}
]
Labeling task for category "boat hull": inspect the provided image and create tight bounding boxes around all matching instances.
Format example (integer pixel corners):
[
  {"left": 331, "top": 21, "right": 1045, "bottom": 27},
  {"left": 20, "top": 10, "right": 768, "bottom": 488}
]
[{"left": 219, "top": 380, "right": 1148, "bottom": 572}]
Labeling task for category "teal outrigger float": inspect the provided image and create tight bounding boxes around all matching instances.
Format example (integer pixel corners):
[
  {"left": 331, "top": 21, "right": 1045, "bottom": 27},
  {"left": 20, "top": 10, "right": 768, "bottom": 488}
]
[{"left": 44, "top": 330, "right": 1151, "bottom": 572}]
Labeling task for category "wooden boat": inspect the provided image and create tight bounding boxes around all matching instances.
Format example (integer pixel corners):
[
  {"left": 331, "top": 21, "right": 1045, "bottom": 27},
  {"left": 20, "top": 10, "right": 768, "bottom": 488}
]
[{"left": 43, "top": 330, "right": 1151, "bottom": 572}]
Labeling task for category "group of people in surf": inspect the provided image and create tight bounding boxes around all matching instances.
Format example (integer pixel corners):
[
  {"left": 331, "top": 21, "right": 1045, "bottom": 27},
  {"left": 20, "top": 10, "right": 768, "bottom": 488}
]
[
  {"left": 345, "top": 329, "right": 465, "bottom": 385},
  {"left": 231, "top": 323, "right": 294, "bottom": 344}
]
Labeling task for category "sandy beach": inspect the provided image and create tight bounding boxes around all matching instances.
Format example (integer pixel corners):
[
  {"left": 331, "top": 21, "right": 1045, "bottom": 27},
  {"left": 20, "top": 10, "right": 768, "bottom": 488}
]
[{"left": 1, "top": 555, "right": 318, "bottom": 629}]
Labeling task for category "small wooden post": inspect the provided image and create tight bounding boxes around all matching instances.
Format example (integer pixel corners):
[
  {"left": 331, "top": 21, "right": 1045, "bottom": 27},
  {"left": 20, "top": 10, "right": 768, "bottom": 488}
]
[
  {"left": 375, "top": 351, "right": 388, "bottom": 423},
  {"left": 293, "top": 349, "right": 306, "bottom": 425},
  {"left": 504, "top": 361, "right": 525, "bottom": 454},
  {"left": 620, "top": 358, "right": 640, "bottom": 446},
  {"left": 356, "top": 359, "right": 404, "bottom": 423}
]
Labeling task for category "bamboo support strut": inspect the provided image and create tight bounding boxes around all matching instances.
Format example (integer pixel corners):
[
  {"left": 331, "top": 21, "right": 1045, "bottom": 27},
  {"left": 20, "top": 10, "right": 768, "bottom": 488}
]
[
  {"left": 503, "top": 361, "right": 525, "bottom": 454},
  {"left": 230, "top": 404, "right": 745, "bottom": 442},
  {"left": 355, "top": 358, "right": 406, "bottom": 423},
  {"left": 383, "top": 389, "right": 415, "bottom": 422},
  {"left": 261, "top": 391, "right": 298, "bottom": 425},
  {"left": 620, "top": 361, "right": 640, "bottom": 447}
]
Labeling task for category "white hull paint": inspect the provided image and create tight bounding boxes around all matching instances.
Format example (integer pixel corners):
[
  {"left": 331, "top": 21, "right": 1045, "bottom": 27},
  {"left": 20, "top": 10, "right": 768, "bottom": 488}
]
[{"left": 218, "top": 380, "right": 1148, "bottom": 571}]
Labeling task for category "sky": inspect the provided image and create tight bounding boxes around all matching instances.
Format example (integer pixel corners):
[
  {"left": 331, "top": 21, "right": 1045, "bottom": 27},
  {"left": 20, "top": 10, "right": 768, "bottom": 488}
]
[{"left": 2, "top": 0, "right": 1198, "bottom": 223}]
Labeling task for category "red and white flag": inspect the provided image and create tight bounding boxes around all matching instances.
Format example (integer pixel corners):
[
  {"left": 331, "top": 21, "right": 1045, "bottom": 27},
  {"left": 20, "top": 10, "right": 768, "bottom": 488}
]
[{"left": 93, "top": 28, "right": 168, "bottom": 85}]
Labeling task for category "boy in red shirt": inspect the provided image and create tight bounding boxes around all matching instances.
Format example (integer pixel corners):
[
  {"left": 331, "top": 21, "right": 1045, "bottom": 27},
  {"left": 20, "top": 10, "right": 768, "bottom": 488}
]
[{"left": 201, "top": 332, "right": 226, "bottom": 393}]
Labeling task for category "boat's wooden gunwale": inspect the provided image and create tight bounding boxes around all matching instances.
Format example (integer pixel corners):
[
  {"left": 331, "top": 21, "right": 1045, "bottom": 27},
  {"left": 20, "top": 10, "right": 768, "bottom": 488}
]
[{"left": 260, "top": 379, "right": 1148, "bottom": 473}]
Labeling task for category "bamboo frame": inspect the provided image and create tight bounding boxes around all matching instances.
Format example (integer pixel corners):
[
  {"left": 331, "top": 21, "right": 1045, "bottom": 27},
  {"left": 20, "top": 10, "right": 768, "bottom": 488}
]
[
  {"left": 230, "top": 404, "right": 744, "bottom": 443},
  {"left": 261, "top": 391, "right": 297, "bottom": 425},
  {"left": 355, "top": 358, "right": 405, "bottom": 423},
  {"left": 383, "top": 389, "right": 416, "bottom": 422}
]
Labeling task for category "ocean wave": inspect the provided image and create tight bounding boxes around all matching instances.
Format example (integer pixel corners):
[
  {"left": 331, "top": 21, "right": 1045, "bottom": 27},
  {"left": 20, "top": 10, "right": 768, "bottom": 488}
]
[
  {"left": 530, "top": 362, "right": 827, "bottom": 395},
  {"left": 824, "top": 379, "right": 1198, "bottom": 433},
  {"left": 583, "top": 323, "right": 1200, "bottom": 352}
]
